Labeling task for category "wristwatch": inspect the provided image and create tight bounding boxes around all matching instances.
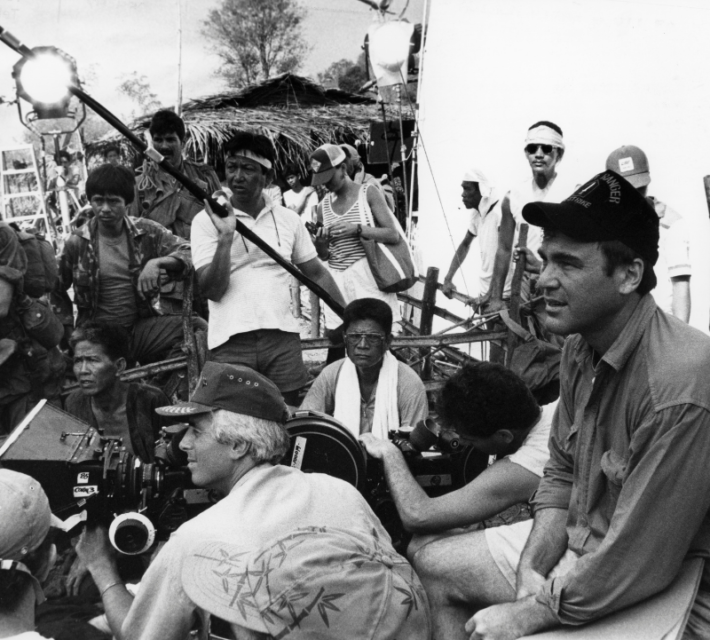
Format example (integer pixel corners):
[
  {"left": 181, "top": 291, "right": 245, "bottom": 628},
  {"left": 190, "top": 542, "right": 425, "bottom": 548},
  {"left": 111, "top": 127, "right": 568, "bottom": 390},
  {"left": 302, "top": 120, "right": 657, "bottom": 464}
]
[{"left": 356, "top": 223, "right": 362, "bottom": 236}]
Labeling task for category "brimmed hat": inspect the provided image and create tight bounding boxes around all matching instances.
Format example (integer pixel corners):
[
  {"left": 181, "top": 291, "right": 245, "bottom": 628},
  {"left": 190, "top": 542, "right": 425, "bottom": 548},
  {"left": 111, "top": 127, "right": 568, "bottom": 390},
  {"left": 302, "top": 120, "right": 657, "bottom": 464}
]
[
  {"left": 310, "top": 144, "right": 346, "bottom": 186},
  {"left": 606, "top": 145, "right": 650, "bottom": 189},
  {"left": 522, "top": 170, "right": 659, "bottom": 265},
  {"left": 181, "top": 526, "right": 430, "bottom": 639},
  {"left": 0, "top": 469, "right": 59, "bottom": 562},
  {"left": 156, "top": 362, "right": 289, "bottom": 423}
]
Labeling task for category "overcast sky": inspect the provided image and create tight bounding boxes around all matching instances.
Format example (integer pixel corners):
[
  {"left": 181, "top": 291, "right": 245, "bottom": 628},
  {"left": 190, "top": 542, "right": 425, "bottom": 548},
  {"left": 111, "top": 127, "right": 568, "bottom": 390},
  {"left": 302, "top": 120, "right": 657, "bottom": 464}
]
[{"left": 0, "top": 0, "right": 424, "bottom": 143}]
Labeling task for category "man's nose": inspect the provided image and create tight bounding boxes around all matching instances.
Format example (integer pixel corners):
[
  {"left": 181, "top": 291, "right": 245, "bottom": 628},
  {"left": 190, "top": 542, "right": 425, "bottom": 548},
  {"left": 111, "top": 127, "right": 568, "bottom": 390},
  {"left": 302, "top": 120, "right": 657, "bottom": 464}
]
[{"left": 179, "top": 428, "right": 194, "bottom": 451}]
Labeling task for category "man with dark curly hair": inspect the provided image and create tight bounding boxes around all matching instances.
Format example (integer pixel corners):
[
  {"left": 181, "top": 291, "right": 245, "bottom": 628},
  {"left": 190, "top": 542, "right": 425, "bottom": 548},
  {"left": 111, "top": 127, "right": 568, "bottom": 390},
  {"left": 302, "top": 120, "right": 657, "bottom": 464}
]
[{"left": 360, "top": 361, "right": 556, "bottom": 550}]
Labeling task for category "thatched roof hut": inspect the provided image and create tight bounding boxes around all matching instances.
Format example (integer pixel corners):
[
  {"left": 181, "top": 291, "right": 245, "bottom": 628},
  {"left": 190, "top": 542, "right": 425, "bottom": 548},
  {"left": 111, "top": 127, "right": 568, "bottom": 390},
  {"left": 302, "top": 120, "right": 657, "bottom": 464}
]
[{"left": 88, "top": 74, "right": 412, "bottom": 176}]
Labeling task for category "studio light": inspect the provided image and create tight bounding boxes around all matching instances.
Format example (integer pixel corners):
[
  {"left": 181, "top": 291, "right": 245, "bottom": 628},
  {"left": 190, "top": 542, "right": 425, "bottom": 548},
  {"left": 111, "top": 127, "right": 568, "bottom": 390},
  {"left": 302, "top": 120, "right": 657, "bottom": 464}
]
[
  {"left": 13, "top": 46, "right": 78, "bottom": 119},
  {"left": 367, "top": 21, "right": 416, "bottom": 88}
]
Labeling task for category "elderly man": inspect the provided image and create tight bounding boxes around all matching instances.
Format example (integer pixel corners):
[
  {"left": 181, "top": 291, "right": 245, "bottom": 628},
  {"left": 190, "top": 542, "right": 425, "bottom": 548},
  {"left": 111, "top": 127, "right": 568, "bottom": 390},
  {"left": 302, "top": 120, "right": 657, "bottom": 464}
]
[
  {"left": 76, "top": 362, "right": 430, "bottom": 640},
  {"left": 606, "top": 144, "right": 692, "bottom": 323},
  {"left": 415, "top": 171, "right": 710, "bottom": 640},
  {"left": 191, "top": 132, "right": 345, "bottom": 405},
  {"left": 0, "top": 469, "right": 60, "bottom": 640},
  {"left": 442, "top": 168, "right": 511, "bottom": 305},
  {"left": 301, "top": 298, "right": 428, "bottom": 437},
  {"left": 57, "top": 164, "right": 201, "bottom": 365},
  {"left": 130, "top": 110, "right": 221, "bottom": 241},
  {"left": 361, "top": 362, "right": 555, "bottom": 549},
  {"left": 485, "top": 121, "right": 571, "bottom": 313}
]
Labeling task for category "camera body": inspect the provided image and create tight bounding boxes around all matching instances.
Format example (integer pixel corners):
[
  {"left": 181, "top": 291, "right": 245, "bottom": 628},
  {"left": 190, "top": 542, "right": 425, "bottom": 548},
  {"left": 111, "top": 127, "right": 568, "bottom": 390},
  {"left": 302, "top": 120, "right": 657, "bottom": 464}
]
[
  {"left": 284, "top": 410, "right": 488, "bottom": 552},
  {"left": 0, "top": 402, "right": 211, "bottom": 554}
]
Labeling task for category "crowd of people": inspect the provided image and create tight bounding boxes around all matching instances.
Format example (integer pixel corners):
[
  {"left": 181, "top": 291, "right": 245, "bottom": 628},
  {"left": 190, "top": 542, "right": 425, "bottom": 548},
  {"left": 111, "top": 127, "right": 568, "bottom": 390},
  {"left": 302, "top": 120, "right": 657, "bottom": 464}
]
[{"left": 1, "top": 107, "right": 709, "bottom": 640}]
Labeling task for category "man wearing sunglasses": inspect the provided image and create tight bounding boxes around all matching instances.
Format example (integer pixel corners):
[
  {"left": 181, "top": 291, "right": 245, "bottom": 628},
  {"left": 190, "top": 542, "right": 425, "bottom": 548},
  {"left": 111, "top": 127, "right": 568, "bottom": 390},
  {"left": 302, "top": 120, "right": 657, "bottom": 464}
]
[
  {"left": 484, "top": 121, "right": 572, "bottom": 316},
  {"left": 300, "top": 298, "right": 428, "bottom": 438}
]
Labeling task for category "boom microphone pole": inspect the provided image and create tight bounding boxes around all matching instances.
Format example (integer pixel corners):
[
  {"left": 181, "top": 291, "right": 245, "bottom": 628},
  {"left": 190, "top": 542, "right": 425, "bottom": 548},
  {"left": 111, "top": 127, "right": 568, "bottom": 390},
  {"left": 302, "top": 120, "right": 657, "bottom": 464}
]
[{"left": 0, "top": 25, "right": 344, "bottom": 318}]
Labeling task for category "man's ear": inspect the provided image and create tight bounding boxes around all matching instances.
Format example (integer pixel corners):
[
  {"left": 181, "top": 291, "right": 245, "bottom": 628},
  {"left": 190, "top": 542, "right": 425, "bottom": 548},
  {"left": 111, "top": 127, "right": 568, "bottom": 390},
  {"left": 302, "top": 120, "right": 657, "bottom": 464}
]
[
  {"left": 115, "top": 357, "right": 127, "bottom": 374},
  {"left": 385, "top": 333, "right": 394, "bottom": 350},
  {"left": 616, "top": 258, "right": 644, "bottom": 295},
  {"left": 229, "top": 440, "right": 250, "bottom": 461},
  {"left": 492, "top": 429, "right": 515, "bottom": 445}
]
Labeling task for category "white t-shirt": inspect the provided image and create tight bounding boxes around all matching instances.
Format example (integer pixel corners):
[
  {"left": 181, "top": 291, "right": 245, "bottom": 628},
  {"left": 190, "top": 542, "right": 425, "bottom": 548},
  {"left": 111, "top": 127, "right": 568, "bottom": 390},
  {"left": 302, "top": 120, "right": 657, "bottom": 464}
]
[
  {"left": 283, "top": 187, "right": 319, "bottom": 223},
  {"left": 468, "top": 195, "right": 512, "bottom": 297},
  {"left": 191, "top": 196, "right": 317, "bottom": 349},
  {"left": 508, "top": 174, "right": 574, "bottom": 257},
  {"left": 506, "top": 399, "right": 557, "bottom": 477},
  {"left": 650, "top": 198, "right": 692, "bottom": 315}
]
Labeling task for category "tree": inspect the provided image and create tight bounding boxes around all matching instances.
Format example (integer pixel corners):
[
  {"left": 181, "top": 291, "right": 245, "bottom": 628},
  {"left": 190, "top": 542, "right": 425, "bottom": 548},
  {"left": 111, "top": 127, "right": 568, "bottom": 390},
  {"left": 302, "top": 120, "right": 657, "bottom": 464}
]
[
  {"left": 202, "top": 0, "right": 309, "bottom": 88},
  {"left": 317, "top": 52, "right": 368, "bottom": 94},
  {"left": 118, "top": 72, "right": 162, "bottom": 120}
]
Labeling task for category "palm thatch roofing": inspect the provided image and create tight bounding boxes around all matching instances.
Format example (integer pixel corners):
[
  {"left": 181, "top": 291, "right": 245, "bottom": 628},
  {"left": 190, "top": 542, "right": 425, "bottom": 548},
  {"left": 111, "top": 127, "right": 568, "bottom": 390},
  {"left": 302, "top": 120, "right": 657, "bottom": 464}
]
[{"left": 87, "top": 73, "right": 413, "bottom": 176}]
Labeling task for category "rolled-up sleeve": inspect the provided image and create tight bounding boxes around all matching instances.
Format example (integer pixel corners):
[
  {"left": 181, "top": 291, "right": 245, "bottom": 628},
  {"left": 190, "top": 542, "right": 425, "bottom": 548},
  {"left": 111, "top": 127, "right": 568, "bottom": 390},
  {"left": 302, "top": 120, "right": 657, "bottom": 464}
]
[
  {"left": 535, "top": 404, "right": 710, "bottom": 624},
  {"left": 156, "top": 226, "right": 192, "bottom": 274}
]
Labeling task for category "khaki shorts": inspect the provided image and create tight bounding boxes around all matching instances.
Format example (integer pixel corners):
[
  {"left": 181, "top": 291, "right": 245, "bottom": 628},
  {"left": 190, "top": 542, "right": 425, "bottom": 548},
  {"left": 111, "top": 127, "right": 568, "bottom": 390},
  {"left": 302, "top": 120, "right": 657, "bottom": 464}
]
[{"left": 484, "top": 519, "right": 579, "bottom": 589}]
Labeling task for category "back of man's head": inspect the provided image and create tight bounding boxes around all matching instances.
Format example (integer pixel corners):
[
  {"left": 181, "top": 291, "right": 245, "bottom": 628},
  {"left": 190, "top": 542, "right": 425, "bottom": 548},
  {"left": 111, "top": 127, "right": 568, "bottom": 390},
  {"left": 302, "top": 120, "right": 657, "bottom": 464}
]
[
  {"left": 0, "top": 470, "right": 56, "bottom": 612},
  {"left": 149, "top": 109, "right": 186, "bottom": 141},
  {"left": 85, "top": 164, "right": 136, "bottom": 205},
  {"left": 70, "top": 321, "right": 130, "bottom": 362},
  {"left": 437, "top": 362, "right": 539, "bottom": 439}
]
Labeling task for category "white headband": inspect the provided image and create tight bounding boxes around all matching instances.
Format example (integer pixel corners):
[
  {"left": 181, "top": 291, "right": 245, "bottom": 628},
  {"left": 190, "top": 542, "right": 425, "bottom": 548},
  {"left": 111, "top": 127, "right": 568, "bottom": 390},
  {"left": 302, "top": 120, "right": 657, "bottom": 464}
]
[
  {"left": 462, "top": 167, "right": 492, "bottom": 197},
  {"left": 228, "top": 150, "right": 273, "bottom": 171},
  {"left": 525, "top": 125, "right": 565, "bottom": 151}
]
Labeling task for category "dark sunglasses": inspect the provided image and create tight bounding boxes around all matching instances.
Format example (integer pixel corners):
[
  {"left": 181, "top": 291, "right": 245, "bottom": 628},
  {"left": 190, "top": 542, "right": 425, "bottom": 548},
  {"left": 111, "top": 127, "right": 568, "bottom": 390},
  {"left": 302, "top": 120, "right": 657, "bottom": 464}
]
[{"left": 524, "top": 144, "right": 554, "bottom": 155}]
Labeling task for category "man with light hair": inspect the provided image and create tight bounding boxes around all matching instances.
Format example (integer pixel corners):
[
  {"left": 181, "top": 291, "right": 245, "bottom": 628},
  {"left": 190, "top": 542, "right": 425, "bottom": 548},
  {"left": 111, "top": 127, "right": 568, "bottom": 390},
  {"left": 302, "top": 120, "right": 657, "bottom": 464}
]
[
  {"left": 0, "top": 469, "right": 61, "bottom": 640},
  {"left": 606, "top": 144, "right": 692, "bottom": 323},
  {"left": 442, "top": 167, "right": 512, "bottom": 305},
  {"left": 485, "top": 121, "right": 572, "bottom": 313},
  {"left": 77, "top": 361, "right": 430, "bottom": 640}
]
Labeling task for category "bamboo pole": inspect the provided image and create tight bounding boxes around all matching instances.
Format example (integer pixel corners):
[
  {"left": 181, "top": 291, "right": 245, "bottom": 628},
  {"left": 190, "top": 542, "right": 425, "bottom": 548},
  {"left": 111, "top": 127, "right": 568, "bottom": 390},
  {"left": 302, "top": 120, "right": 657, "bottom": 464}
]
[
  {"left": 505, "top": 224, "right": 528, "bottom": 368},
  {"left": 419, "top": 266, "right": 439, "bottom": 379}
]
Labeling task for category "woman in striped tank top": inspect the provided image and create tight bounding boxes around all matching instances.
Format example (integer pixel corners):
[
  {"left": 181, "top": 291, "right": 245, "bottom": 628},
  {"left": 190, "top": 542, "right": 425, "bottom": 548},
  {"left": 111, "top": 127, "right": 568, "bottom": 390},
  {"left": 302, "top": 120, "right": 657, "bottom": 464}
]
[{"left": 310, "top": 144, "right": 402, "bottom": 328}]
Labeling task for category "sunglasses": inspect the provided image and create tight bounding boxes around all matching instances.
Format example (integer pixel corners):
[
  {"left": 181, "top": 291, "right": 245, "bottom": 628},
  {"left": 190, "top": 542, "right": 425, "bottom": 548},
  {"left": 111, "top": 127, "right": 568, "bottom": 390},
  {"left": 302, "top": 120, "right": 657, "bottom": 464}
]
[
  {"left": 345, "top": 332, "right": 386, "bottom": 348},
  {"left": 524, "top": 144, "right": 555, "bottom": 155}
]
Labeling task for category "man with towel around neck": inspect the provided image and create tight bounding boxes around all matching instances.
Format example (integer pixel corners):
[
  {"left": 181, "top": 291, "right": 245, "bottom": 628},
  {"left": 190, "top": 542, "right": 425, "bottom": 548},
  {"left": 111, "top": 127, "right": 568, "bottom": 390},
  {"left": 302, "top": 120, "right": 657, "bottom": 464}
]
[{"left": 301, "top": 298, "right": 428, "bottom": 438}]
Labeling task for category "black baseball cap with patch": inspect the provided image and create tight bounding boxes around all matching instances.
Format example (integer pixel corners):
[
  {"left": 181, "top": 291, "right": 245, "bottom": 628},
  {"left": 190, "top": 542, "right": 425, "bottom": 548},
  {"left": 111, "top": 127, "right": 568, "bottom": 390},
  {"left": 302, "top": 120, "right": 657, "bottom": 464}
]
[
  {"left": 522, "top": 170, "right": 659, "bottom": 265},
  {"left": 156, "top": 362, "right": 289, "bottom": 423}
]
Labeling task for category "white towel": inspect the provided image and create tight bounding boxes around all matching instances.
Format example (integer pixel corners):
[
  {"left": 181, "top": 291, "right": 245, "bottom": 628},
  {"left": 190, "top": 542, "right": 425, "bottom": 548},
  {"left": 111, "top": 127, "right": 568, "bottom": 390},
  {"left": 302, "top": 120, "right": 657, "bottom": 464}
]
[{"left": 334, "top": 352, "right": 400, "bottom": 440}]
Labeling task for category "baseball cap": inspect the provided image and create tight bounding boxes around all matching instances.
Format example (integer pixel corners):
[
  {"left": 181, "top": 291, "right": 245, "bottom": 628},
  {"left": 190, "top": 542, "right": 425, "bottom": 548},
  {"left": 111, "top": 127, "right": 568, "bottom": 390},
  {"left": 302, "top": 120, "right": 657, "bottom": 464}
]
[
  {"left": 156, "top": 362, "right": 289, "bottom": 423},
  {"left": 181, "top": 527, "right": 430, "bottom": 639},
  {"left": 522, "top": 170, "right": 660, "bottom": 265},
  {"left": 310, "top": 144, "right": 346, "bottom": 186},
  {"left": 0, "top": 469, "right": 59, "bottom": 562},
  {"left": 605, "top": 145, "right": 650, "bottom": 189}
]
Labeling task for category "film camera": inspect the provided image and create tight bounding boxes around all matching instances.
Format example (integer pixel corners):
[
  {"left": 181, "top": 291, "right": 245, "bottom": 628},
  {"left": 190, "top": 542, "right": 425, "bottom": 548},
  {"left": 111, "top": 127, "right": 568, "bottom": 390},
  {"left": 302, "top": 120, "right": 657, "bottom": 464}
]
[
  {"left": 0, "top": 401, "right": 211, "bottom": 555},
  {"left": 283, "top": 410, "right": 488, "bottom": 552}
]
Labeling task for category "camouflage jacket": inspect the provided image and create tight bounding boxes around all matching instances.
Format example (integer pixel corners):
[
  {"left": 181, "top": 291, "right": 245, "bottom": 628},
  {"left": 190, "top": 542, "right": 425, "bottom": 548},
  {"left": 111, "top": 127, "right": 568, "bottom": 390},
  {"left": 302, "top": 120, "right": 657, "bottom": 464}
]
[
  {"left": 57, "top": 216, "right": 192, "bottom": 327},
  {"left": 130, "top": 159, "right": 221, "bottom": 240}
]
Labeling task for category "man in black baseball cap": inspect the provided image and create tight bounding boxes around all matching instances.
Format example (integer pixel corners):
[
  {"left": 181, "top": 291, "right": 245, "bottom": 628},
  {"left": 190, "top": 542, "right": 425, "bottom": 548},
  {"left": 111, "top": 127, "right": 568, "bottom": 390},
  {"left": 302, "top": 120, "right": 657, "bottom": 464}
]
[
  {"left": 416, "top": 171, "right": 710, "bottom": 639},
  {"left": 77, "top": 362, "right": 431, "bottom": 640}
]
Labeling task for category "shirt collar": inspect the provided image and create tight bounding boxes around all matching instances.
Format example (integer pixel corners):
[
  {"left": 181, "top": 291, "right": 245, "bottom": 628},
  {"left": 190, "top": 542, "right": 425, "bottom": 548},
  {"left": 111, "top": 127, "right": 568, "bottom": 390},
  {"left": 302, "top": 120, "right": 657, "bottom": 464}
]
[
  {"left": 573, "top": 294, "right": 657, "bottom": 372},
  {"left": 234, "top": 193, "right": 276, "bottom": 220}
]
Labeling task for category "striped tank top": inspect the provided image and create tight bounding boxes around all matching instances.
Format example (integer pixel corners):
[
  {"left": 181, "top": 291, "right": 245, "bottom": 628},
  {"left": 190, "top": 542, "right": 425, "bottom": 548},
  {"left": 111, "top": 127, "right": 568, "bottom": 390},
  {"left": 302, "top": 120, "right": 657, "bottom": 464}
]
[{"left": 322, "top": 190, "right": 368, "bottom": 271}]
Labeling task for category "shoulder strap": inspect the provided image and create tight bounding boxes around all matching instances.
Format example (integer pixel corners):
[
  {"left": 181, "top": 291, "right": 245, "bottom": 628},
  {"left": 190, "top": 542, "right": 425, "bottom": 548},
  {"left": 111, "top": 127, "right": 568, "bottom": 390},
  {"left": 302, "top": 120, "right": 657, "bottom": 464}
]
[{"left": 358, "top": 183, "right": 376, "bottom": 227}]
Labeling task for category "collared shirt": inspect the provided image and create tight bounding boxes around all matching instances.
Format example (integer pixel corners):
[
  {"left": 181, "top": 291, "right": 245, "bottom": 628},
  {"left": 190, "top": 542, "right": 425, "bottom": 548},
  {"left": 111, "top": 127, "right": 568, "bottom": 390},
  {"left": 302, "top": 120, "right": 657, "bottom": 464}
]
[
  {"left": 191, "top": 196, "right": 317, "bottom": 349},
  {"left": 57, "top": 216, "right": 192, "bottom": 327},
  {"left": 131, "top": 159, "right": 221, "bottom": 240},
  {"left": 532, "top": 294, "right": 710, "bottom": 624},
  {"left": 122, "top": 464, "right": 426, "bottom": 640}
]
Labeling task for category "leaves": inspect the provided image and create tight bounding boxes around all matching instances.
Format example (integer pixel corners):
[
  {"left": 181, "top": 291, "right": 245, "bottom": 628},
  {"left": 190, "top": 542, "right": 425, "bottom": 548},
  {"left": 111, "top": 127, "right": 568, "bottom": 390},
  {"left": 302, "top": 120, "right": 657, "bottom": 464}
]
[{"left": 202, "top": 0, "right": 310, "bottom": 89}]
